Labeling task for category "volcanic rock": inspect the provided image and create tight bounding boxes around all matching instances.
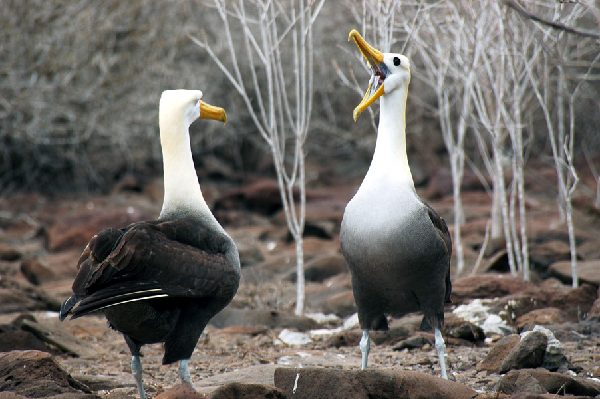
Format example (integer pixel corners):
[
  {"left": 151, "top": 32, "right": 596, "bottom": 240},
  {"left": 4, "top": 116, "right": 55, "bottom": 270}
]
[
  {"left": 478, "top": 332, "right": 548, "bottom": 374},
  {"left": 209, "top": 308, "right": 319, "bottom": 331},
  {"left": 528, "top": 240, "right": 571, "bottom": 269},
  {"left": 549, "top": 260, "right": 600, "bottom": 286},
  {"left": 452, "top": 274, "right": 532, "bottom": 304},
  {"left": 496, "top": 368, "right": 600, "bottom": 396},
  {"left": 515, "top": 308, "right": 567, "bottom": 331},
  {"left": 0, "top": 243, "right": 21, "bottom": 261},
  {"left": 46, "top": 208, "right": 147, "bottom": 251},
  {"left": 477, "top": 334, "right": 521, "bottom": 373},
  {"left": 444, "top": 314, "right": 485, "bottom": 343},
  {"left": 0, "top": 350, "right": 95, "bottom": 398},
  {"left": 274, "top": 367, "right": 476, "bottom": 399},
  {"left": 0, "top": 277, "right": 61, "bottom": 314},
  {"left": 320, "top": 290, "right": 356, "bottom": 317},
  {"left": 155, "top": 383, "right": 206, "bottom": 399},
  {"left": 209, "top": 382, "right": 286, "bottom": 399},
  {"left": 286, "top": 253, "right": 347, "bottom": 283},
  {"left": 20, "top": 258, "right": 56, "bottom": 285}
]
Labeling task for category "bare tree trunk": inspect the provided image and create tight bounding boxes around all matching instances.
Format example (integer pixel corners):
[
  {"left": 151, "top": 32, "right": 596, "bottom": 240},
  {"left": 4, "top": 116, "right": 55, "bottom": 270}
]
[{"left": 193, "top": 0, "right": 324, "bottom": 315}]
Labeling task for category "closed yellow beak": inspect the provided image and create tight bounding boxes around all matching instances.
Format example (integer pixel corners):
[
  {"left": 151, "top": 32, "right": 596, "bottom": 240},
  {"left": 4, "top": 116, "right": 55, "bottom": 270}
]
[{"left": 199, "top": 100, "right": 227, "bottom": 124}]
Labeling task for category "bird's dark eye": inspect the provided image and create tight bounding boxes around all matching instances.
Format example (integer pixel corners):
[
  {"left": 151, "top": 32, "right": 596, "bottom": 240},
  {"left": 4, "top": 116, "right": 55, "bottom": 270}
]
[{"left": 393, "top": 57, "right": 401, "bottom": 66}]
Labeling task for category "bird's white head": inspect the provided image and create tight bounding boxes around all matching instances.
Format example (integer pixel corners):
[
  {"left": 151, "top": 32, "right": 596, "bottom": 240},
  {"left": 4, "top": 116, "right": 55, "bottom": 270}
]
[
  {"left": 348, "top": 30, "right": 411, "bottom": 121},
  {"left": 159, "top": 89, "right": 227, "bottom": 130},
  {"left": 158, "top": 89, "right": 227, "bottom": 219}
]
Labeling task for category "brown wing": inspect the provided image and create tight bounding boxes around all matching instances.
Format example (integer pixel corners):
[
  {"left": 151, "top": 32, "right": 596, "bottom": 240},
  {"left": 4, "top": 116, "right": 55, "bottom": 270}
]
[
  {"left": 60, "top": 218, "right": 240, "bottom": 320},
  {"left": 424, "top": 203, "right": 452, "bottom": 304}
]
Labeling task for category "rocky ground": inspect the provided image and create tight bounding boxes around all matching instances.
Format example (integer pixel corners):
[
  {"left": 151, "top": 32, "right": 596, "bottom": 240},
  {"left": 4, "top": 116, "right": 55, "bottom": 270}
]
[{"left": 1, "top": 165, "right": 600, "bottom": 398}]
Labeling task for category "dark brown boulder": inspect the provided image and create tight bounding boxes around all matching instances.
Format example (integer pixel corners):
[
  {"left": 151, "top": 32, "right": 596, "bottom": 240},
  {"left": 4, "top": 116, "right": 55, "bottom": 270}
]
[
  {"left": 209, "top": 308, "right": 319, "bottom": 331},
  {"left": 286, "top": 253, "right": 348, "bottom": 283},
  {"left": 0, "top": 350, "right": 95, "bottom": 398},
  {"left": 274, "top": 367, "right": 476, "bottom": 399},
  {"left": 515, "top": 308, "right": 567, "bottom": 331},
  {"left": 20, "top": 258, "right": 56, "bottom": 285},
  {"left": 0, "top": 243, "right": 21, "bottom": 261},
  {"left": 210, "top": 382, "right": 287, "bottom": 399},
  {"left": 46, "top": 208, "right": 148, "bottom": 251},
  {"left": 549, "top": 260, "right": 600, "bottom": 287},
  {"left": 478, "top": 332, "right": 547, "bottom": 374},
  {"left": 444, "top": 314, "right": 485, "bottom": 343},
  {"left": 155, "top": 383, "right": 207, "bottom": 399},
  {"left": 0, "top": 277, "right": 61, "bottom": 314},
  {"left": 477, "top": 334, "right": 521, "bottom": 373},
  {"left": 497, "top": 369, "right": 600, "bottom": 396},
  {"left": 452, "top": 274, "right": 532, "bottom": 304}
]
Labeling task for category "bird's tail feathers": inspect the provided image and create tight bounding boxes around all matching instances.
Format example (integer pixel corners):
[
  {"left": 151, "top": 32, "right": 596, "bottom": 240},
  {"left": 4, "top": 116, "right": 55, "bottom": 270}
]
[
  {"left": 59, "top": 295, "right": 78, "bottom": 321},
  {"left": 70, "top": 284, "right": 167, "bottom": 319}
]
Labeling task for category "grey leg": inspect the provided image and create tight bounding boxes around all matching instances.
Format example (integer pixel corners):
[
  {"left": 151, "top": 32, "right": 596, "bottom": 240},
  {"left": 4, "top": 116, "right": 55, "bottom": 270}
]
[
  {"left": 359, "top": 329, "right": 370, "bottom": 370},
  {"left": 178, "top": 358, "right": 192, "bottom": 384},
  {"left": 131, "top": 355, "right": 147, "bottom": 399},
  {"left": 434, "top": 328, "right": 448, "bottom": 379}
]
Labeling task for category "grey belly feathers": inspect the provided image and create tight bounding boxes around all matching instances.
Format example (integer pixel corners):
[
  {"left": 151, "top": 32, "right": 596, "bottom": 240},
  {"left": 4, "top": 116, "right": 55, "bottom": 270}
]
[{"left": 341, "top": 181, "right": 450, "bottom": 331}]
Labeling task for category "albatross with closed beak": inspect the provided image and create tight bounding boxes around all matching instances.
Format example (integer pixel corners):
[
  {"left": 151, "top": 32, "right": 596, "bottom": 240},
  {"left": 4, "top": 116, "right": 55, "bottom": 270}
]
[
  {"left": 340, "top": 31, "right": 452, "bottom": 379},
  {"left": 59, "top": 90, "right": 240, "bottom": 398}
]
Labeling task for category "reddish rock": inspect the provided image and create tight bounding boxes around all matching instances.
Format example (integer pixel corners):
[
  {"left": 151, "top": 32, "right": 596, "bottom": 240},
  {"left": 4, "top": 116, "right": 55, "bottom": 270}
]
[
  {"left": 155, "top": 383, "right": 206, "bottom": 399},
  {"left": 321, "top": 290, "right": 356, "bottom": 317},
  {"left": 36, "top": 250, "right": 81, "bottom": 279},
  {"left": 0, "top": 350, "right": 94, "bottom": 398},
  {"left": 219, "top": 326, "right": 269, "bottom": 336},
  {"left": 274, "top": 367, "right": 476, "bottom": 399},
  {"left": 0, "top": 315, "right": 57, "bottom": 354},
  {"left": 288, "top": 253, "right": 348, "bottom": 283},
  {"left": 424, "top": 168, "right": 485, "bottom": 200},
  {"left": 477, "top": 334, "right": 521, "bottom": 373},
  {"left": 528, "top": 240, "right": 571, "bottom": 268},
  {"left": 214, "top": 179, "right": 289, "bottom": 215},
  {"left": 0, "top": 213, "right": 41, "bottom": 241},
  {"left": 324, "top": 330, "right": 362, "bottom": 348},
  {"left": 302, "top": 237, "right": 339, "bottom": 258},
  {"left": 549, "top": 260, "right": 600, "bottom": 286},
  {"left": 495, "top": 283, "right": 597, "bottom": 322},
  {"left": 0, "top": 243, "right": 21, "bottom": 261},
  {"left": 209, "top": 382, "right": 286, "bottom": 399},
  {"left": 209, "top": 308, "right": 319, "bottom": 331},
  {"left": 497, "top": 368, "right": 600, "bottom": 396},
  {"left": 0, "top": 277, "right": 61, "bottom": 314},
  {"left": 304, "top": 198, "right": 347, "bottom": 226},
  {"left": 498, "top": 332, "right": 547, "bottom": 373},
  {"left": 515, "top": 308, "right": 567, "bottom": 331},
  {"left": 588, "top": 290, "right": 600, "bottom": 320},
  {"left": 20, "top": 258, "right": 56, "bottom": 285},
  {"left": 451, "top": 274, "right": 532, "bottom": 304},
  {"left": 508, "top": 394, "right": 594, "bottom": 399},
  {"left": 444, "top": 314, "right": 485, "bottom": 343},
  {"left": 46, "top": 208, "right": 148, "bottom": 251}
]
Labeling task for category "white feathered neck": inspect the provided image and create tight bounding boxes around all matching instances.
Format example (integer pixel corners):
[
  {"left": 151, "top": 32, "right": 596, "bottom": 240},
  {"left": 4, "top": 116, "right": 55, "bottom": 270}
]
[
  {"left": 158, "top": 93, "right": 212, "bottom": 219},
  {"left": 364, "top": 80, "right": 414, "bottom": 188}
]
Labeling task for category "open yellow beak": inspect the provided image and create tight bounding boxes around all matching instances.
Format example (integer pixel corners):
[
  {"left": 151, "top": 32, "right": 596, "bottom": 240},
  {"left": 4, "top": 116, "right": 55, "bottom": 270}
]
[
  {"left": 199, "top": 100, "right": 227, "bottom": 124},
  {"left": 348, "top": 29, "right": 385, "bottom": 122}
]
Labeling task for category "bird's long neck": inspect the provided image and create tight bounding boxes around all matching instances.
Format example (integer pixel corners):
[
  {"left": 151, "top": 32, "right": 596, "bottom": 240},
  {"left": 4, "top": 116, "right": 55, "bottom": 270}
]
[
  {"left": 368, "top": 84, "right": 414, "bottom": 187},
  {"left": 159, "top": 120, "right": 211, "bottom": 219}
]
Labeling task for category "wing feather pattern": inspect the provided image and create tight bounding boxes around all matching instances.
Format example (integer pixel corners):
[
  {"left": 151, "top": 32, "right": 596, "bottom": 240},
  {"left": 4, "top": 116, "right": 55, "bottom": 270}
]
[
  {"left": 60, "top": 217, "right": 240, "bottom": 320},
  {"left": 424, "top": 203, "right": 453, "bottom": 304}
]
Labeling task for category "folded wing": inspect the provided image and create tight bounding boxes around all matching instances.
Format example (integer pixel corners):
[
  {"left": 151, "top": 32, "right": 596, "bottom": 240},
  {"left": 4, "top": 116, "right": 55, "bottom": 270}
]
[{"left": 60, "top": 218, "right": 239, "bottom": 320}]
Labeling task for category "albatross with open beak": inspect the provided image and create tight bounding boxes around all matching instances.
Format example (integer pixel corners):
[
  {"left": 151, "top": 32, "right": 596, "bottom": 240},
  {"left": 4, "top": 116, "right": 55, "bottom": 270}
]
[
  {"left": 340, "top": 30, "right": 452, "bottom": 379},
  {"left": 59, "top": 90, "right": 240, "bottom": 398}
]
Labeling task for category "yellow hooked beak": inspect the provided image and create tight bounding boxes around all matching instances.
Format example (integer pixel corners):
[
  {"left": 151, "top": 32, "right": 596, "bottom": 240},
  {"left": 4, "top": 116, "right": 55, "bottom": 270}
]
[
  {"left": 348, "top": 29, "right": 386, "bottom": 122},
  {"left": 199, "top": 100, "right": 227, "bottom": 124}
]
